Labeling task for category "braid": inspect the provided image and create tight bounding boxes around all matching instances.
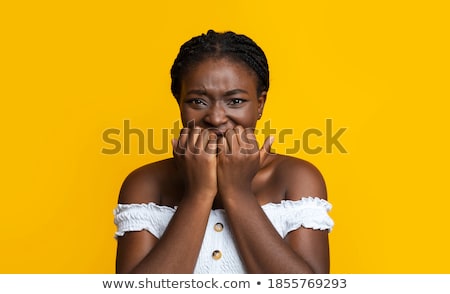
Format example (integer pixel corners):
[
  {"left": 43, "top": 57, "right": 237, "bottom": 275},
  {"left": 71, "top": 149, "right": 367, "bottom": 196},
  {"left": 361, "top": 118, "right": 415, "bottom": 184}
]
[{"left": 170, "top": 30, "right": 269, "bottom": 100}]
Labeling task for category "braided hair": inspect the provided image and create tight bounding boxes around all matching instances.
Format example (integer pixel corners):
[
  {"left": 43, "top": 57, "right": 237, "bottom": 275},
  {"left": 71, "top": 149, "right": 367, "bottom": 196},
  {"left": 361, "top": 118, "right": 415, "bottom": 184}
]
[{"left": 170, "top": 30, "right": 269, "bottom": 101}]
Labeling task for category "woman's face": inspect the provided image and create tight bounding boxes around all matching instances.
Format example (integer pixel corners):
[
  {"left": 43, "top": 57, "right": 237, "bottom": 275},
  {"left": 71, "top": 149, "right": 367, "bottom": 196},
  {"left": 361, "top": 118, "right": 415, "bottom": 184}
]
[{"left": 178, "top": 57, "right": 266, "bottom": 136}]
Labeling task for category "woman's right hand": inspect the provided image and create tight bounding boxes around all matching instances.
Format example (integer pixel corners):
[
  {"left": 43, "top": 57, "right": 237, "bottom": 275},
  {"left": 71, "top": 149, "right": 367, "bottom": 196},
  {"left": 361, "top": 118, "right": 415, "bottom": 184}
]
[{"left": 172, "top": 127, "right": 218, "bottom": 200}]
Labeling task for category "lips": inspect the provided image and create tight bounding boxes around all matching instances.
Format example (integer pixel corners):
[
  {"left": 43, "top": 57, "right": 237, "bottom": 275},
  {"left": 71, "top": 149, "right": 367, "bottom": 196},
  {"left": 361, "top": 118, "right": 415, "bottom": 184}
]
[
  {"left": 213, "top": 131, "right": 225, "bottom": 137},
  {"left": 209, "top": 128, "right": 226, "bottom": 137}
]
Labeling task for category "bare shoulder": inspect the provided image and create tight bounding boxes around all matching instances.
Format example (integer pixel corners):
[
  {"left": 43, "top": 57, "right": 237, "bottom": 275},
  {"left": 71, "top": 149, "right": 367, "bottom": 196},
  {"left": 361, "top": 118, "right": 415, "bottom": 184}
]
[
  {"left": 118, "top": 158, "right": 178, "bottom": 205},
  {"left": 272, "top": 154, "right": 327, "bottom": 201}
]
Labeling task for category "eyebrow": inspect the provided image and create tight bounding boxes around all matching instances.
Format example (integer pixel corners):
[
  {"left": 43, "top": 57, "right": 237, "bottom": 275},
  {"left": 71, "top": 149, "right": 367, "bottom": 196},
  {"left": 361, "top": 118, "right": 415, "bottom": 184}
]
[
  {"left": 186, "top": 89, "right": 249, "bottom": 96},
  {"left": 224, "top": 89, "right": 249, "bottom": 96}
]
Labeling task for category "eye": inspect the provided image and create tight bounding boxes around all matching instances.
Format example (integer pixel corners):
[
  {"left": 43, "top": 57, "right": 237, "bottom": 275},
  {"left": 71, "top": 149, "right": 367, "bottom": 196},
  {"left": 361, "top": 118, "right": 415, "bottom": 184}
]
[
  {"left": 229, "top": 98, "right": 245, "bottom": 105},
  {"left": 187, "top": 98, "right": 207, "bottom": 106}
]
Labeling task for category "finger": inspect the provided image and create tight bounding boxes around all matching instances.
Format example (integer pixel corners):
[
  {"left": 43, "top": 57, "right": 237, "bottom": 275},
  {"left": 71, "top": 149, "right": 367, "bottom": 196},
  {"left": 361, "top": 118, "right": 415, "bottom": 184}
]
[
  {"left": 234, "top": 125, "right": 244, "bottom": 147},
  {"left": 260, "top": 135, "right": 274, "bottom": 163},
  {"left": 187, "top": 127, "right": 201, "bottom": 155},
  {"left": 171, "top": 138, "right": 180, "bottom": 156},
  {"left": 197, "top": 128, "right": 212, "bottom": 152},
  {"left": 173, "top": 128, "right": 187, "bottom": 156},
  {"left": 217, "top": 134, "right": 226, "bottom": 157},
  {"left": 241, "top": 127, "right": 259, "bottom": 155},
  {"left": 178, "top": 127, "right": 189, "bottom": 152},
  {"left": 205, "top": 131, "right": 218, "bottom": 156},
  {"left": 197, "top": 128, "right": 208, "bottom": 150},
  {"left": 224, "top": 128, "right": 237, "bottom": 154}
]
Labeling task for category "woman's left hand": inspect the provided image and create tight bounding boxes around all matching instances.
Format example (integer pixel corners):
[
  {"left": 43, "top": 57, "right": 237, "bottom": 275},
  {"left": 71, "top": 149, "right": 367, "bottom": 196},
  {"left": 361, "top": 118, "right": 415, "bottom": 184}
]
[{"left": 217, "top": 126, "right": 273, "bottom": 197}]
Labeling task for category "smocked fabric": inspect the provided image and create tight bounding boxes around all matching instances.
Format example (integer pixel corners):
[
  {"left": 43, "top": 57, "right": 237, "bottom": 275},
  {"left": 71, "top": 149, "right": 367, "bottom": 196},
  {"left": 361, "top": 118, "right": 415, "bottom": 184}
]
[{"left": 113, "top": 197, "right": 334, "bottom": 274}]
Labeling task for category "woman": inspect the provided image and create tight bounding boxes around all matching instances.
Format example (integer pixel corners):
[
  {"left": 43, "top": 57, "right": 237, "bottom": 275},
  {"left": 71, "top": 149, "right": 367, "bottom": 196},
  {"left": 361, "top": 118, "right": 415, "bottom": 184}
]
[{"left": 113, "top": 30, "right": 334, "bottom": 274}]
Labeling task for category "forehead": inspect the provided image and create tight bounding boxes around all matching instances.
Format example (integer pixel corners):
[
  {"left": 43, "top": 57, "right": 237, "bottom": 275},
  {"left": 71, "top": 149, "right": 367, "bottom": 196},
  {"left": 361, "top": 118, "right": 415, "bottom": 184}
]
[{"left": 181, "top": 57, "right": 258, "bottom": 91}]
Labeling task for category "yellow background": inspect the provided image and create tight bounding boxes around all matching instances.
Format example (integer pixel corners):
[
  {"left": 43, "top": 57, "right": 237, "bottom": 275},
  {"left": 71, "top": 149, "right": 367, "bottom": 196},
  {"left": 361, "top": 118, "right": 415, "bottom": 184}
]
[{"left": 1, "top": 1, "right": 449, "bottom": 273}]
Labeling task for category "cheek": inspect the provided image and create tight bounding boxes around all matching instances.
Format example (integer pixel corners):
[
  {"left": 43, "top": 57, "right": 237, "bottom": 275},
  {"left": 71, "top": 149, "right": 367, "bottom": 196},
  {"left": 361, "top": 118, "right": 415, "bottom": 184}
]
[
  {"left": 230, "top": 111, "right": 258, "bottom": 127},
  {"left": 180, "top": 108, "right": 201, "bottom": 126}
]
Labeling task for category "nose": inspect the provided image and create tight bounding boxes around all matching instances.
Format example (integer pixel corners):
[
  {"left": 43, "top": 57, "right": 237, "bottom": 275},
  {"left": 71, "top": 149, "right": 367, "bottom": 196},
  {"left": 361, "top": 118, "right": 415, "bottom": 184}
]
[{"left": 204, "top": 103, "right": 228, "bottom": 127}]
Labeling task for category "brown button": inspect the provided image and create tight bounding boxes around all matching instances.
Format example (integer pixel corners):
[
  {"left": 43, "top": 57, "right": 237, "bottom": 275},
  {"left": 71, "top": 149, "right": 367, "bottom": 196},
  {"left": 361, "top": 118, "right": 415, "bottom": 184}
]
[
  {"left": 214, "top": 222, "right": 224, "bottom": 232},
  {"left": 212, "top": 250, "right": 222, "bottom": 260}
]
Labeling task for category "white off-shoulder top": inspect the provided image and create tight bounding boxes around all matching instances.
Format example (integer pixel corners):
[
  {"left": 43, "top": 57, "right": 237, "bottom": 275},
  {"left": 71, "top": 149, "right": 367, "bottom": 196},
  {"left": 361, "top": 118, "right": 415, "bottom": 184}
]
[{"left": 113, "top": 197, "right": 334, "bottom": 274}]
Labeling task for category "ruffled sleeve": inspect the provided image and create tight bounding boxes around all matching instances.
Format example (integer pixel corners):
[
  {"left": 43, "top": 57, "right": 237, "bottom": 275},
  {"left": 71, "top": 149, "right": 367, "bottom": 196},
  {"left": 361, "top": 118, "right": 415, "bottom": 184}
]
[
  {"left": 113, "top": 202, "right": 175, "bottom": 239},
  {"left": 262, "top": 197, "right": 334, "bottom": 238}
]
